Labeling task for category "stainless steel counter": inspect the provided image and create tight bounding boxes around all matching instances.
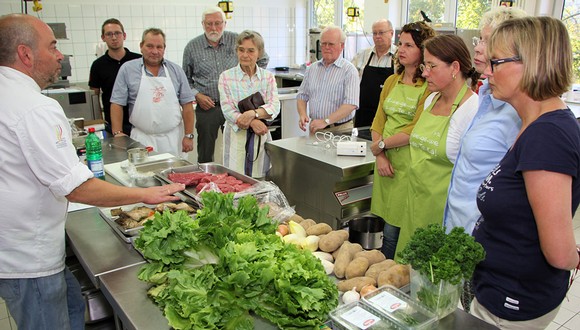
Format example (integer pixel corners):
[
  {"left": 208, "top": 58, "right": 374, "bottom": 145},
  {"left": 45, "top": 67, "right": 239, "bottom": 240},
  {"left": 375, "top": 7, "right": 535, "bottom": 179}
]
[
  {"left": 66, "top": 135, "right": 147, "bottom": 288},
  {"left": 266, "top": 136, "right": 376, "bottom": 228},
  {"left": 66, "top": 135, "right": 497, "bottom": 330},
  {"left": 66, "top": 208, "right": 145, "bottom": 289}
]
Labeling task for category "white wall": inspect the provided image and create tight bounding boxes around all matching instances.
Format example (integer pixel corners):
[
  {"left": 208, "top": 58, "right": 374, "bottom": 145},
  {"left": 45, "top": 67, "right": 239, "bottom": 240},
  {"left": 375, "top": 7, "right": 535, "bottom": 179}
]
[{"left": 0, "top": 0, "right": 308, "bottom": 83}]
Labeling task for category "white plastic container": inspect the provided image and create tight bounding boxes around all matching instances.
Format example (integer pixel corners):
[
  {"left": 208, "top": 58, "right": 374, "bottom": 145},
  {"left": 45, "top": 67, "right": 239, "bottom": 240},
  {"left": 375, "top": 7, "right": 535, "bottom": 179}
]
[
  {"left": 330, "top": 300, "right": 402, "bottom": 330},
  {"left": 362, "top": 285, "right": 438, "bottom": 330}
]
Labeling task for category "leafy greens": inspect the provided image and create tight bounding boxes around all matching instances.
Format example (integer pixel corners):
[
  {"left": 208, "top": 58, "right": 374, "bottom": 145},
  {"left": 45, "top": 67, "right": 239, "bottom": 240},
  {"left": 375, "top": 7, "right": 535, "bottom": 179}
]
[
  {"left": 397, "top": 224, "right": 486, "bottom": 285},
  {"left": 134, "top": 192, "right": 338, "bottom": 329}
]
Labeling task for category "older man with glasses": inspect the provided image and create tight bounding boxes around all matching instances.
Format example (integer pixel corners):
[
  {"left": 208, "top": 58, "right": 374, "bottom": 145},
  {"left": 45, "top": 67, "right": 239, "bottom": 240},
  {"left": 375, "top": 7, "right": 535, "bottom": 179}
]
[
  {"left": 351, "top": 19, "right": 396, "bottom": 128},
  {"left": 182, "top": 6, "right": 269, "bottom": 164},
  {"left": 297, "top": 25, "right": 359, "bottom": 134},
  {"left": 89, "top": 18, "right": 141, "bottom": 135}
]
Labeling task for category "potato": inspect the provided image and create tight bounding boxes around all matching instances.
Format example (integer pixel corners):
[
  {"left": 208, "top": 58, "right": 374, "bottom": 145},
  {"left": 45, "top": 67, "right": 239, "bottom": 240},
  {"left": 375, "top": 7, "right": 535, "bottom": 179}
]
[
  {"left": 331, "top": 247, "right": 340, "bottom": 260},
  {"left": 349, "top": 243, "right": 363, "bottom": 257},
  {"left": 306, "top": 223, "right": 333, "bottom": 236},
  {"left": 365, "top": 259, "right": 397, "bottom": 281},
  {"left": 335, "top": 229, "right": 349, "bottom": 241},
  {"left": 355, "top": 250, "right": 387, "bottom": 266},
  {"left": 333, "top": 242, "right": 353, "bottom": 278},
  {"left": 337, "top": 276, "right": 377, "bottom": 292},
  {"left": 300, "top": 219, "right": 317, "bottom": 231},
  {"left": 345, "top": 257, "right": 370, "bottom": 279},
  {"left": 287, "top": 213, "right": 305, "bottom": 224},
  {"left": 377, "top": 264, "right": 410, "bottom": 288},
  {"left": 318, "top": 231, "right": 348, "bottom": 253}
]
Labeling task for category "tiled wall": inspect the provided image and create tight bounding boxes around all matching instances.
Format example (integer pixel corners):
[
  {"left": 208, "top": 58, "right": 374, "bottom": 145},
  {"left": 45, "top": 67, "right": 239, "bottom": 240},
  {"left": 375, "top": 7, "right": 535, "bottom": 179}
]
[{"left": 0, "top": 1, "right": 308, "bottom": 84}]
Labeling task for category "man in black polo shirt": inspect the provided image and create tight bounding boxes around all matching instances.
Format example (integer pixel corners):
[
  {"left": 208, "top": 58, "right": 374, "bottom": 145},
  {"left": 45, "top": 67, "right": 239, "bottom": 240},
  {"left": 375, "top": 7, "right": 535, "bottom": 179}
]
[{"left": 89, "top": 18, "right": 141, "bottom": 135}]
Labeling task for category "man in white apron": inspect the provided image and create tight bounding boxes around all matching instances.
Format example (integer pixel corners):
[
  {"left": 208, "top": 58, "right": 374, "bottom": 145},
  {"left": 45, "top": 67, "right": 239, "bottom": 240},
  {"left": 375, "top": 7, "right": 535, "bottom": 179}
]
[{"left": 110, "top": 28, "right": 195, "bottom": 157}]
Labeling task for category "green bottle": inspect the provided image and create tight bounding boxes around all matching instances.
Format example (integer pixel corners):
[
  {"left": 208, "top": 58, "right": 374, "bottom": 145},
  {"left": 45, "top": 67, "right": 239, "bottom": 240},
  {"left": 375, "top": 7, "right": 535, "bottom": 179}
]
[{"left": 85, "top": 127, "right": 105, "bottom": 179}]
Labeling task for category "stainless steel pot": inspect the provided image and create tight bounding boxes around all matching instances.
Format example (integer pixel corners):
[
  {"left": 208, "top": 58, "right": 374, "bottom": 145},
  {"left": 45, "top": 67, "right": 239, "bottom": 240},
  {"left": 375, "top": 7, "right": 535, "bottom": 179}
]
[
  {"left": 127, "top": 147, "right": 149, "bottom": 163},
  {"left": 348, "top": 215, "right": 384, "bottom": 250}
]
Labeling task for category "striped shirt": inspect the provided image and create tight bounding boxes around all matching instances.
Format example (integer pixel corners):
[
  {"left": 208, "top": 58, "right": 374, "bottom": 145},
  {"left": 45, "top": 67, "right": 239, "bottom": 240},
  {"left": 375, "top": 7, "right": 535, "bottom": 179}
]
[
  {"left": 182, "top": 31, "right": 270, "bottom": 102},
  {"left": 297, "top": 57, "right": 360, "bottom": 123},
  {"left": 218, "top": 64, "right": 280, "bottom": 132}
]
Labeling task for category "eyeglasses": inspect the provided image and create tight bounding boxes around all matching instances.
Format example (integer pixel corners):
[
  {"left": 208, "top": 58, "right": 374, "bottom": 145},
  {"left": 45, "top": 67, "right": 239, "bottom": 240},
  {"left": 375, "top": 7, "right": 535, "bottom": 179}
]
[
  {"left": 204, "top": 21, "right": 224, "bottom": 27},
  {"left": 320, "top": 42, "right": 339, "bottom": 48},
  {"left": 489, "top": 56, "right": 521, "bottom": 73},
  {"left": 104, "top": 31, "right": 123, "bottom": 38},
  {"left": 419, "top": 63, "right": 438, "bottom": 72},
  {"left": 372, "top": 30, "right": 393, "bottom": 36},
  {"left": 472, "top": 37, "right": 486, "bottom": 47}
]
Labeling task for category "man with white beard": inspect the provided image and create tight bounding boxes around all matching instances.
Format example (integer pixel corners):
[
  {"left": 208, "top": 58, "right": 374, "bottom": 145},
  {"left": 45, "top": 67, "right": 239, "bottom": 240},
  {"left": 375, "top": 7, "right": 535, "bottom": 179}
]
[{"left": 182, "top": 6, "right": 269, "bottom": 163}]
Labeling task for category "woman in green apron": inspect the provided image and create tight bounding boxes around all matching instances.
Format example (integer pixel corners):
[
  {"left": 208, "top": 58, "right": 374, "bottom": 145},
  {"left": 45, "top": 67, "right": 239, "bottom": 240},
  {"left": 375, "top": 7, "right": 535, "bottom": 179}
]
[
  {"left": 369, "top": 22, "right": 435, "bottom": 259},
  {"left": 395, "top": 35, "right": 480, "bottom": 257}
]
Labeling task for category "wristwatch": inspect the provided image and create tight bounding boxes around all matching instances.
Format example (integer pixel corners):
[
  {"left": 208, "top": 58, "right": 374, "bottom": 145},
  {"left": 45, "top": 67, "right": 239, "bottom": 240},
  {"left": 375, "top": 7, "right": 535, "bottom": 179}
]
[
  {"left": 253, "top": 110, "right": 259, "bottom": 118},
  {"left": 184, "top": 133, "right": 194, "bottom": 139},
  {"left": 378, "top": 140, "right": 387, "bottom": 150},
  {"left": 324, "top": 118, "right": 331, "bottom": 126}
]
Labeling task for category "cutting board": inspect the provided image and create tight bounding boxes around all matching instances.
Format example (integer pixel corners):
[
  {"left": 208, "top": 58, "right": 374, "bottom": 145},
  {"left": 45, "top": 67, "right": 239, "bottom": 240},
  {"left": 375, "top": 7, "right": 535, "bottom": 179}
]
[{"left": 104, "top": 153, "right": 175, "bottom": 187}]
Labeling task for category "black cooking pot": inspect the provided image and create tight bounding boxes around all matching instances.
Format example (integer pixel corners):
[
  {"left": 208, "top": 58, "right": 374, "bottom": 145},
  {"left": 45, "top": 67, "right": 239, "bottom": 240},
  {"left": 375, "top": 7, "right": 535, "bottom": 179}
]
[{"left": 348, "top": 215, "right": 384, "bottom": 250}]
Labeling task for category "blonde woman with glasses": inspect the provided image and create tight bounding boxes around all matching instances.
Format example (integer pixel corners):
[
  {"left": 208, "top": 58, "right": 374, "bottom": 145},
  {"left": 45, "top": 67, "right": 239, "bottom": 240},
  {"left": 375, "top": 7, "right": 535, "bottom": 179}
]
[{"left": 471, "top": 16, "right": 580, "bottom": 329}]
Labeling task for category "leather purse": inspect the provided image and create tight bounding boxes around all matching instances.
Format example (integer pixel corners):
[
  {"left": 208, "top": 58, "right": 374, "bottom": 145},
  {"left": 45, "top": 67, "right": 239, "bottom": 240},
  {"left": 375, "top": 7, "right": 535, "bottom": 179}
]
[
  {"left": 237, "top": 92, "right": 267, "bottom": 169},
  {"left": 237, "top": 91, "right": 265, "bottom": 113}
]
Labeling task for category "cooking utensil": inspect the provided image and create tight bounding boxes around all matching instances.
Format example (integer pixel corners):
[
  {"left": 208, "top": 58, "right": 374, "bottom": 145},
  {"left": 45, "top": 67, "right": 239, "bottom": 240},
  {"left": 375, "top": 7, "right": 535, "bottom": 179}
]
[
  {"left": 348, "top": 215, "right": 384, "bottom": 250},
  {"left": 127, "top": 147, "right": 151, "bottom": 164}
]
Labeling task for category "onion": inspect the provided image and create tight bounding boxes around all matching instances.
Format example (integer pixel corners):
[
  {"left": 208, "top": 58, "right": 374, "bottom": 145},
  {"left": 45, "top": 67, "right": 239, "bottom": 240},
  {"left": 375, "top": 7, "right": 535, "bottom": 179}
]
[
  {"left": 360, "top": 284, "right": 377, "bottom": 297},
  {"left": 277, "top": 224, "right": 289, "bottom": 236},
  {"left": 342, "top": 287, "right": 360, "bottom": 304}
]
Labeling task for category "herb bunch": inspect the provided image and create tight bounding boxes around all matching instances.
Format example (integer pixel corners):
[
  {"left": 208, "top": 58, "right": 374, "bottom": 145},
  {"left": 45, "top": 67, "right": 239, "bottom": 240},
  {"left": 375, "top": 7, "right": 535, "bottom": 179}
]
[{"left": 397, "top": 224, "right": 485, "bottom": 285}]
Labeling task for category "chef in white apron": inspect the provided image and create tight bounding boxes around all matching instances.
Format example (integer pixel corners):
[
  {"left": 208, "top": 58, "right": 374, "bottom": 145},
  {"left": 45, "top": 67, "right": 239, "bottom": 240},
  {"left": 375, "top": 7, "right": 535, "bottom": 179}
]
[
  {"left": 130, "top": 64, "right": 183, "bottom": 156},
  {"left": 110, "top": 28, "right": 195, "bottom": 157}
]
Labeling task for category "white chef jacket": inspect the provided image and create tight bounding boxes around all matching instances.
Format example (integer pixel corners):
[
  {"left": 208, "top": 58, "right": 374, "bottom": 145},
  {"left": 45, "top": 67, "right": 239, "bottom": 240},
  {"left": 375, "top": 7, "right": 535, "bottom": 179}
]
[{"left": 0, "top": 67, "right": 93, "bottom": 278}]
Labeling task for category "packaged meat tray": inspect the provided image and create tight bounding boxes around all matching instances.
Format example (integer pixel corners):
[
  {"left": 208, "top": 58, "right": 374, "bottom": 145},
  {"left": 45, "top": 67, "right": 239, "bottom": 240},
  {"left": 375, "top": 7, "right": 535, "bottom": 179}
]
[{"left": 157, "top": 163, "right": 266, "bottom": 199}]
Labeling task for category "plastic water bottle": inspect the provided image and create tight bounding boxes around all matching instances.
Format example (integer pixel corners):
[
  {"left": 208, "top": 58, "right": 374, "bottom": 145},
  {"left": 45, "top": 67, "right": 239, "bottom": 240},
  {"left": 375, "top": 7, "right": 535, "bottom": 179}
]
[{"left": 85, "top": 127, "right": 105, "bottom": 180}]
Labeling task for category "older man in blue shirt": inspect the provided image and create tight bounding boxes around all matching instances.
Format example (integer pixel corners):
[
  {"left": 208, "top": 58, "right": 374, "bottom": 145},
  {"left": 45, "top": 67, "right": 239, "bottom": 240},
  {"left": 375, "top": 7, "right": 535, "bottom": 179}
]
[
  {"left": 297, "top": 26, "right": 359, "bottom": 134},
  {"left": 111, "top": 28, "right": 195, "bottom": 157}
]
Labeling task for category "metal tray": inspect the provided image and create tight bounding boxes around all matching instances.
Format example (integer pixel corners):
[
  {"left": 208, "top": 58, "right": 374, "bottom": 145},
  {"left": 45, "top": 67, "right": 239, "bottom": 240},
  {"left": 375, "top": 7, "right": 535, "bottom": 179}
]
[
  {"left": 133, "top": 157, "right": 192, "bottom": 173},
  {"left": 98, "top": 202, "right": 196, "bottom": 243},
  {"left": 156, "top": 163, "right": 260, "bottom": 201}
]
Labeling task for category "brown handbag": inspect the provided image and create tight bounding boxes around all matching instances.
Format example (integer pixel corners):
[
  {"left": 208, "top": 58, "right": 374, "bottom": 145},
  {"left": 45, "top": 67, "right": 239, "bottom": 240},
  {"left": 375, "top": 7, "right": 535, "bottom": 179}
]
[{"left": 237, "top": 92, "right": 267, "bottom": 174}]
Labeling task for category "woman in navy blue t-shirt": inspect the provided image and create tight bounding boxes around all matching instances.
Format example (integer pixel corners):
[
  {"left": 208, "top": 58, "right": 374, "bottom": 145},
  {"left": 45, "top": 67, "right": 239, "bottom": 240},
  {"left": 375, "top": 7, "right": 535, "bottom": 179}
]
[{"left": 471, "top": 16, "right": 580, "bottom": 329}]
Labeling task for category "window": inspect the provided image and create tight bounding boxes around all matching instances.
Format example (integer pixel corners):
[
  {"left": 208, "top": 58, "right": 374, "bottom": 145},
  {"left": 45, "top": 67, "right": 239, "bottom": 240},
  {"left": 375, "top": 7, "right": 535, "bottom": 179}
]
[
  {"left": 312, "top": 0, "right": 337, "bottom": 28},
  {"left": 408, "top": 0, "right": 490, "bottom": 28},
  {"left": 562, "top": 0, "right": 579, "bottom": 83},
  {"left": 408, "top": 0, "right": 445, "bottom": 23},
  {"left": 456, "top": 0, "right": 492, "bottom": 29}
]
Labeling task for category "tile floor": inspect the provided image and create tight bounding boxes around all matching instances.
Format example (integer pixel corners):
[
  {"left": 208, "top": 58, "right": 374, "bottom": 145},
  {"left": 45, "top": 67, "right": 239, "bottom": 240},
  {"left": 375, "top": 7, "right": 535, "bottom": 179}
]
[{"left": 1, "top": 134, "right": 579, "bottom": 329}]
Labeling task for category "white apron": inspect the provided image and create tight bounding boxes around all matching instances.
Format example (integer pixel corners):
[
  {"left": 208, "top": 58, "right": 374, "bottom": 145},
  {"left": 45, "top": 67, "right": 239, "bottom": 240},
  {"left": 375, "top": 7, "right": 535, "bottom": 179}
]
[
  {"left": 129, "top": 64, "right": 183, "bottom": 156},
  {"left": 223, "top": 123, "right": 271, "bottom": 179}
]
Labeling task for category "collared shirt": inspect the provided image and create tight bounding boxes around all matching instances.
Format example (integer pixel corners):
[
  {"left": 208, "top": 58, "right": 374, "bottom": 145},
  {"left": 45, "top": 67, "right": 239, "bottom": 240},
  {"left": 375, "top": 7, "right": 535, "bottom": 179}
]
[
  {"left": 0, "top": 66, "right": 93, "bottom": 278},
  {"left": 443, "top": 79, "right": 521, "bottom": 234},
  {"left": 88, "top": 48, "right": 141, "bottom": 128},
  {"left": 296, "top": 57, "right": 360, "bottom": 122},
  {"left": 218, "top": 64, "right": 280, "bottom": 132},
  {"left": 351, "top": 44, "right": 397, "bottom": 78},
  {"left": 182, "top": 31, "right": 270, "bottom": 102},
  {"left": 110, "top": 58, "right": 195, "bottom": 115}
]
